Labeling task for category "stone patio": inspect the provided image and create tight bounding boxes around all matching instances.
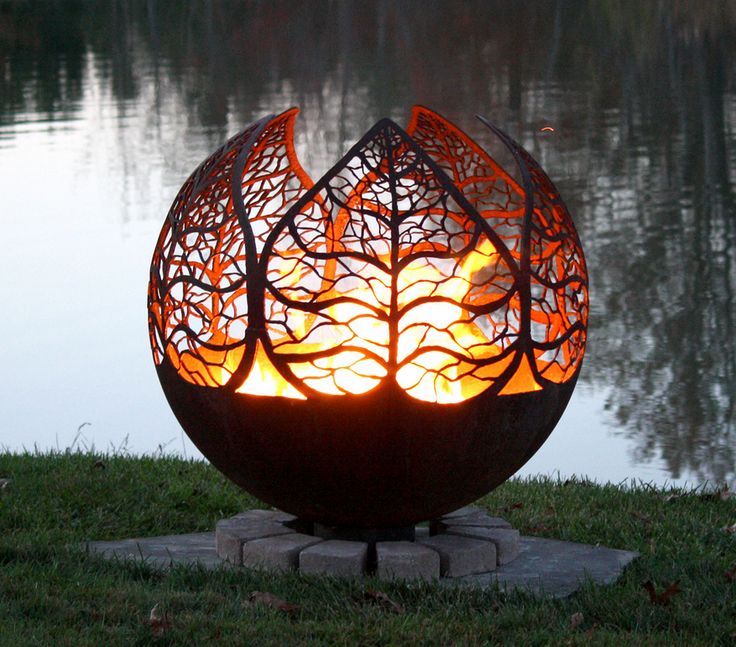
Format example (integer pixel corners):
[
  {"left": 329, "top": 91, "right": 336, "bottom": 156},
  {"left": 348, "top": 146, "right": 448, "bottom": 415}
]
[{"left": 84, "top": 506, "right": 638, "bottom": 597}]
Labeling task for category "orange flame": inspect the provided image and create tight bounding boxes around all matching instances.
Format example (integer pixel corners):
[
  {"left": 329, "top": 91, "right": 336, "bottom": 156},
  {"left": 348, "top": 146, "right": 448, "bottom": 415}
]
[{"left": 232, "top": 237, "right": 541, "bottom": 403}]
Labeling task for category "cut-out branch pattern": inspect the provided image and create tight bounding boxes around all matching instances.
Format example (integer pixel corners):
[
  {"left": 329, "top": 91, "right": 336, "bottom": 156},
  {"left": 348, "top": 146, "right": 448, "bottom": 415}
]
[{"left": 148, "top": 106, "right": 588, "bottom": 403}]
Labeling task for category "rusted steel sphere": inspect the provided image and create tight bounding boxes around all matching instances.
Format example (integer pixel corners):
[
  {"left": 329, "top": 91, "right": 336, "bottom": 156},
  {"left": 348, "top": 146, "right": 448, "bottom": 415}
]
[{"left": 148, "top": 106, "right": 588, "bottom": 527}]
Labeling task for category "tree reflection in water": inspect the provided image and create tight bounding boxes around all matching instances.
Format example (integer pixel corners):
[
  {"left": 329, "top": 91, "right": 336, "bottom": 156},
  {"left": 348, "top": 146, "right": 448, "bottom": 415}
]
[{"left": 1, "top": 1, "right": 734, "bottom": 481}]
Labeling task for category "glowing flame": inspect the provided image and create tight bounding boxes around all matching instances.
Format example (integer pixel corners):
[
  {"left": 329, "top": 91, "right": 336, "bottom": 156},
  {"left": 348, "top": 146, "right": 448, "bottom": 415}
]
[
  {"left": 236, "top": 341, "right": 306, "bottom": 399},
  {"left": 232, "top": 238, "right": 541, "bottom": 403}
]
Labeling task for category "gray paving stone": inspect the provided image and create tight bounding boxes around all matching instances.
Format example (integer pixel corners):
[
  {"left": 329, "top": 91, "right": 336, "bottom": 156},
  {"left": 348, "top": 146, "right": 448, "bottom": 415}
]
[
  {"left": 229, "top": 509, "right": 297, "bottom": 524},
  {"left": 299, "top": 540, "right": 368, "bottom": 577},
  {"left": 242, "top": 533, "right": 323, "bottom": 572},
  {"left": 376, "top": 541, "right": 440, "bottom": 582},
  {"left": 85, "top": 532, "right": 227, "bottom": 569},
  {"left": 445, "top": 526, "right": 520, "bottom": 565},
  {"left": 450, "top": 536, "right": 639, "bottom": 598},
  {"left": 441, "top": 505, "right": 485, "bottom": 519},
  {"left": 440, "top": 512, "right": 512, "bottom": 529},
  {"left": 215, "top": 520, "right": 294, "bottom": 565},
  {"left": 418, "top": 534, "right": 496, "bottom": 577}
]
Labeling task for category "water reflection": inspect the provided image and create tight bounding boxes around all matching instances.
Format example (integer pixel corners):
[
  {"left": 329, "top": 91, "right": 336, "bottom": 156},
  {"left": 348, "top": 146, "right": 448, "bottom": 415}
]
[{"left": 1, "top": 1, "right": 734, "bottom": 483}]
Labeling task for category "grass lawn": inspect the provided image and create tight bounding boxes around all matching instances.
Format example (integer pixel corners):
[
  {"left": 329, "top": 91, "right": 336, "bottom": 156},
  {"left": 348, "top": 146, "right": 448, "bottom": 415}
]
[{"left": 0, "top": 452, "right": 734, "bottom": 646}]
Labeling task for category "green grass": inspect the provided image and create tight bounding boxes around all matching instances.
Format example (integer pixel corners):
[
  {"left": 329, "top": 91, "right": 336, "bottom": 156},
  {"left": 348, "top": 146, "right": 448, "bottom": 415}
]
[{"left": 0, "top": 452, "right": 734, "bottom": 646}]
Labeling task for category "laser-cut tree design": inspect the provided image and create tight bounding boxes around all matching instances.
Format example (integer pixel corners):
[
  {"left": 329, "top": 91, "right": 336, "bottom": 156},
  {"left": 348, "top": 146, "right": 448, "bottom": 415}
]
[{"left": 149, "top": 106, "right": 587, "bottom": 404}]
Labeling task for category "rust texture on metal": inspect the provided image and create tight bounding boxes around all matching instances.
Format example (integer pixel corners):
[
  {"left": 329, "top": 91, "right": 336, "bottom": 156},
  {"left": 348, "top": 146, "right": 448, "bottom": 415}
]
[{"left": 148, "top": 106, "right": 588, "bottom": 527}]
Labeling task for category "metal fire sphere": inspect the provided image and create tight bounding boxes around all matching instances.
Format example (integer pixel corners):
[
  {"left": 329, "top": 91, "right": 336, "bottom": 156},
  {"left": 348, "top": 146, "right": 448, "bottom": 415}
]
[{"left": 148, "top": 106, "right": 588, "bottom": 527}]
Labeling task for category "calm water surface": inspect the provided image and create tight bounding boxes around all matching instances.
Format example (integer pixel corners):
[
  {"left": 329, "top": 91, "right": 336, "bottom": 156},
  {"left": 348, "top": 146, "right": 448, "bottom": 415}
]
[{"left": 2, "top": 2, "right": 735, "bottom": 486}]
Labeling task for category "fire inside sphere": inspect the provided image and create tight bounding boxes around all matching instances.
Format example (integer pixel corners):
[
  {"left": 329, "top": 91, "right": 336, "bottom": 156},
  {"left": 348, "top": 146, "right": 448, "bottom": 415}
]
[{"left": 147, "top": 106, "right": 588, "bottom": 527}]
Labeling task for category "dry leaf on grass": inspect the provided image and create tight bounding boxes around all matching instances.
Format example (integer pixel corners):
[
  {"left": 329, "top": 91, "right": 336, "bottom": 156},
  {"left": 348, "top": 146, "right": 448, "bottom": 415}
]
[
  {"left": 0, "top": 478, "right": 10, "bottom": 491},
  {"left": 642, "top": 580, "right": 682, "bottom": 605},
  {"left": 584, "top": 623, "right": 600, "bottom": 639},
  {"left": 569, "top": 612, "right": 584, "bottom": 631},
  {"left": 247, "top": 591, "right": 301, "bottom": 614},
  {"left": 363, "top": 589, "right": 404, "bottom": 614},
  {"left": 525, "top": 524, "right": 553, "bottom": 534},
  {"left": 148, "top": 603, "right": 171, "bottom": 637},
  {"left": 722, "top": 523, "right": 736, "bottom": 534}
]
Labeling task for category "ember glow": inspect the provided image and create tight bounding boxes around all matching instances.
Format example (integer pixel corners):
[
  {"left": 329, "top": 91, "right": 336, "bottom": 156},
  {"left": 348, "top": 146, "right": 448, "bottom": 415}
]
[{"left": 239, "top": 237, "right": 538, "bottom": 403}]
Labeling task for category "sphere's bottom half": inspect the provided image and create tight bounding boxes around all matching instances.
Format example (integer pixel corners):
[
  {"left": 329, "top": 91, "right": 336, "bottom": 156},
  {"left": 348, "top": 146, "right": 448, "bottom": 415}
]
[{"left": 157, "top": 360, "right": 578, "bottom": 527}]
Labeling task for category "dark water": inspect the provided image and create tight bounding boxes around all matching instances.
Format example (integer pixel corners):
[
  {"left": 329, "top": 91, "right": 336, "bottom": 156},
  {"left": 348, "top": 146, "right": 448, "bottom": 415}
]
[{"left": 2, "top": 1, "right": 735, "bottom": 485}]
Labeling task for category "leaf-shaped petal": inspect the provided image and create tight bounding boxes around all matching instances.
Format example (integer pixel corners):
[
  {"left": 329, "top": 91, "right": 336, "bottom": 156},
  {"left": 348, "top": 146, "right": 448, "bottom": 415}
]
[
  {"left": 262, "top": 119, "right": 520, "bottom": 401},
  {"left": 148, "top": 109, "right": 314, "bottom": 388},
  {"left": 414, "top": 107, "right": 588, "bottom": 387}
]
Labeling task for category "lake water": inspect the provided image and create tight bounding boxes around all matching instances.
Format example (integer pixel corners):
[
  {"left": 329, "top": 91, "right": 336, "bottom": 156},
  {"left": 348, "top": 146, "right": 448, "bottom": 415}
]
[{"left": 1, "top": 2, "right": 735, "bottom": 487}]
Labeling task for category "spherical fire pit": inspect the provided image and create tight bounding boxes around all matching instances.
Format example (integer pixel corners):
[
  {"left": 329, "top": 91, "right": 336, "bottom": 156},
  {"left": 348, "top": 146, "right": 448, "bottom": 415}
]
[{"left": 147, "top": 106, "right": 588, "bottom": 527}]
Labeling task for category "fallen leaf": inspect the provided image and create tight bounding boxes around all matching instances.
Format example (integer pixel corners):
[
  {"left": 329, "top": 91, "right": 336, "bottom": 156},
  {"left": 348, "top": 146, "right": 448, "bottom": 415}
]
[
  {"left": 664, "top": 493, "right": 682, "bottom": 502},
  {"left": 148, "top": 603, "right": 171, "bottom": 637},
  {"left": 247, "top": 591, "right": 301, "bottom": 614},
  {"left": 584, "top": 622, "right": 600, "bottom": 639},
  {"left": 502, "top": 502, "right": 524, "bottom": 513},
  {"left": 642, "top": 580, "right": 682, "bottom": 605},
  {"left": 725, "top": 566, "right": 736, "bottom": 582},
  {"left": 569, "top": 612, "right": 584, "bottom": 630},
  {"left": 525, "top": 524, "right": 553, "bottom": 533},
  {"left": 93, "top": 460, "right": 106, "bottom": 470},
  {"left": 722, "top": 523, "right": 736, "bottom": 534},
  {"left": 364, "top": 589, "right": 404, "bottom": 614},
  {"left": 0, "top": 479, "right": 10, "bottom": 491}
]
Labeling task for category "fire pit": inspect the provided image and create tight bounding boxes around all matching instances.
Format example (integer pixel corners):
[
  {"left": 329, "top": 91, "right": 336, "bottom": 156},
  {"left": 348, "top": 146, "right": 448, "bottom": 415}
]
[{"left": 147, "top": 106, "right": 588, "bottom": 528}]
